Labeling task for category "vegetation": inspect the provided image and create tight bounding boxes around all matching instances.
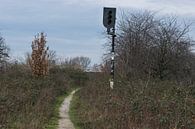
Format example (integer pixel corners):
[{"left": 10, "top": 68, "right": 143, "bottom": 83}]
[
  {"left": 105, "top": 11, "right": 194, "bottom": 82},
  {"left": 1, "top": 9, "right": 195, "bottom": 129},
  {"left": 0, "top": 35, "right": 9, "bottom": 72},
  {"left": 45, "top": 92, "right": 69, "bottom": 129},
  {"left": 70, "top": 10, "right": 195, "bottom": 129},
  {"left": 69, "top": 93, "right": 82, "bottom": 129},
  {"left": 0, "top": 32, "right": 90, "bottom": 129},
  {"left": 71, "top": 74, "right": 195, "bottom": 129},
  {"left": 0, "top": 63, "right": 88, "bottom": 129},
  {"left": 59, "top": 56, "right": 91, "bottom": 71},
  {"left": 29, "top": 32, "right": 49, "bottom": 76},
  {"left": 0, "top": 63, "right": 89, "bottom": 129}
]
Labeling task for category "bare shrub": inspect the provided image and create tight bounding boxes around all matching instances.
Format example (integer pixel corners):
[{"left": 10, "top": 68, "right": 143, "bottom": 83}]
[
  {"left": 0, "top": 36, "right": 9, "bottom": 72},
  {"left": 106, "top": 11, "right": 194, "bottom": 82},
  {"left": 60, "top": 56, "right": 91, "bottom": 71}
]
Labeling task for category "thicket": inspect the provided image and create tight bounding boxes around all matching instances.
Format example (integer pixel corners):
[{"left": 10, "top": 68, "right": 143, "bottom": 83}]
[
  {"left": 0, "top": 32, "right": 89, "bottom": 129},
  {"left": 0, "top": 30, "right": 91, "bottom": 128},
  {"left": 104, "top": 11, "right": 195, "bottom": 82},
  {"left": 71, "top": 73, "right": 195, "bottom": 129},
  {"left": 70, "top": 11, "right": 195, "bottom": 129},
  {"left": 0, "top": 63, "right": 88, "bottom": 129}
]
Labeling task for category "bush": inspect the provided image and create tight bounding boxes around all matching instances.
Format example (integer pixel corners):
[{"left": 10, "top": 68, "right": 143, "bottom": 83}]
[
  {"left": 0, "top": 64, "right": 87, "bottom": 129},
  {"left": 71, "top": 75, "right": 195, "bottom": 129}
]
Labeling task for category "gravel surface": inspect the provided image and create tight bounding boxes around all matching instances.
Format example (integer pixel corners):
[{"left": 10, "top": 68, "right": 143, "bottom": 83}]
[{"left": 58, "top": 90, "right": 77, "bottom": 129}]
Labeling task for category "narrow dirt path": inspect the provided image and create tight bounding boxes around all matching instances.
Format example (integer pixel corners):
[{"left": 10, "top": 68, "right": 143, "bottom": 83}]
[{"left": 58, "top": 90, "right": 77, "bottom": 129}]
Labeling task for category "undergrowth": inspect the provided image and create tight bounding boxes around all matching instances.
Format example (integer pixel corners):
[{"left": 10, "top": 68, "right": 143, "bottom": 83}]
[
  {"left": 71, "top": 73, "right": 195, "bottom": 129},
  {"left": 0, "top": 64, "right": 88, "bottom": 129},
  {"left": 45, "top": 93, "right": 68, "bottom": 129}
]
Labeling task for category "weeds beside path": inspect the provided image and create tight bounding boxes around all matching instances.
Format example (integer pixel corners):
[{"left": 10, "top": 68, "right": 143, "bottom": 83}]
[{"left": 58, "top": 90, "right": 77, "bottom": 129}]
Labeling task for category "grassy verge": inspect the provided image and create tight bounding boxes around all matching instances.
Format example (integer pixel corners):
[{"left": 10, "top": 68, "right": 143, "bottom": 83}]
[
  {"left": 44, "top": 93, "right": 68, "bottom": 129},
  {"left": 69, "top": 92, "right": 82, "bottom": 129},
  {"left": 45, "top": 88, "right": 79, "bottom": 129}
]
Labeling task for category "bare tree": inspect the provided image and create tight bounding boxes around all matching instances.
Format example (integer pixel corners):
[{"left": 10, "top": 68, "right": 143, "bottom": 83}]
[
  {"left": 150, "top": 17, "right": 193, "bottom": 80},
  {"left": 60, "top": 56, "right": 91, "bottom": 71},
  {"left": 72, "top": 56, "right": 91, "bottom": 71},
  {"left": 107, "top": 10, "right": 194, "bottom": 81},
  {"left": 0, "top": 36, "right": 9, "bottom": 72},
  {"left": 48, "top": 50, "right": 57, "bottom": 66}
]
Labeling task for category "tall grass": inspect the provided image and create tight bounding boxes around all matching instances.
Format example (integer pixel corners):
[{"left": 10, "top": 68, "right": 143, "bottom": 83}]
[
  {"left": 71, "top": 73, "right": 195, "bottom": 129},
  {"left": 0, "top": 64, "right": 88, "bottom": 129}
]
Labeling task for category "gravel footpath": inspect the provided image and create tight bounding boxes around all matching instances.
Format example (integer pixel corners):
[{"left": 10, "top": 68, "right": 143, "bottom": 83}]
[{"left": 58, "top": 90, "right": 77, "bottom": 129}]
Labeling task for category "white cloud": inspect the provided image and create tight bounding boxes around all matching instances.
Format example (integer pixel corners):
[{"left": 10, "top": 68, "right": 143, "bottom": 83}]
[
  {"left": 64, "top": 0, "right": 195, "bottom": 15},
  {"left": 1, "top": 0, "right": 195, "bottom": 64}
]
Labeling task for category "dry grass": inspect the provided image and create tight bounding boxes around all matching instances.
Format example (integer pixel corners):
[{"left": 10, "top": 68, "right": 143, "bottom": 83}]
[
  {"left": 0, "top": 64, "right": 88, "bottom": 129},
  {"left": 71, "top": 73, "right": 195, "bottom": 129}
]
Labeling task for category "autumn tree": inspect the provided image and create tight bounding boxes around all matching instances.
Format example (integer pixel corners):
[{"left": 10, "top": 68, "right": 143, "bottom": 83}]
[{"left": 29, "top": 32, "right": 49, "bottom": 76}]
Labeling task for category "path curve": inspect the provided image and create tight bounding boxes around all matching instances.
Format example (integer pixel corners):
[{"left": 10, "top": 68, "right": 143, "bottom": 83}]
[{"left": 58, "top": 90, "right": 77, "bottom": 129}]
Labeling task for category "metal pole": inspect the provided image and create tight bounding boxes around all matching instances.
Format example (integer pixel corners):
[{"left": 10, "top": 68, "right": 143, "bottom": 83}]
[{"left": 110, "top": 28, "right": 116, "bottom": 89}]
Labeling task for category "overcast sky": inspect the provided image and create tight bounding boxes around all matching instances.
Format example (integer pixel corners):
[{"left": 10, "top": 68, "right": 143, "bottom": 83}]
[{"left": 1, "top": 0, "right": 195, "bottom": 64}]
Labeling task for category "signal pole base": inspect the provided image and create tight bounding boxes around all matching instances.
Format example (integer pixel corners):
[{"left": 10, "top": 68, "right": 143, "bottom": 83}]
[{"left": 110, "top": 80, "right": 114, "bottom": 89}]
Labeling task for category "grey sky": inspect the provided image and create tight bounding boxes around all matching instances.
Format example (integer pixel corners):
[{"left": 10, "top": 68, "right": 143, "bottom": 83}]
[{"left": 0, "top": 0, "right": 195, "bottom": 64}]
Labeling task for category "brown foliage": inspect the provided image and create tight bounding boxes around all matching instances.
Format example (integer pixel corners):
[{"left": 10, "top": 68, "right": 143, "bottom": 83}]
[{"left": 29, "top": 32, "right": 49, "bottom": 76}]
